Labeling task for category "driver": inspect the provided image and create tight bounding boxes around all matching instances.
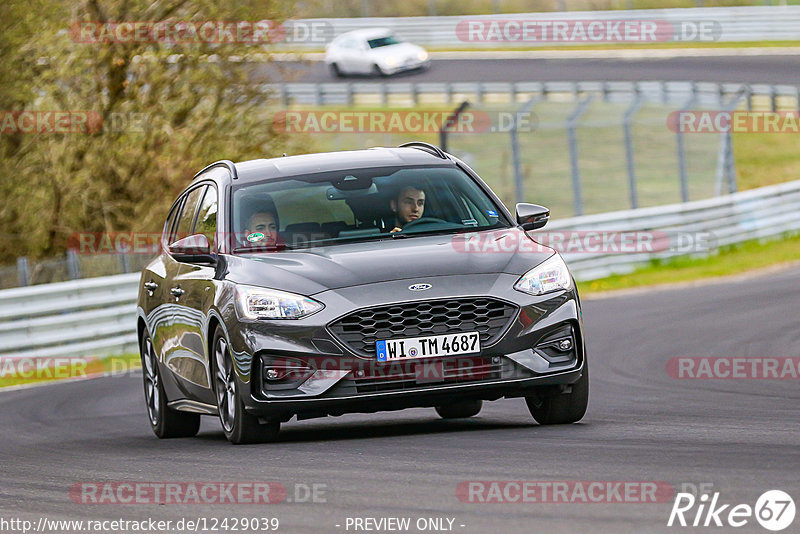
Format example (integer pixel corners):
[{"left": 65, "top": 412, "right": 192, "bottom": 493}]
[
  {"left": 243, "top": 210, "right": 279, "bottom": 246},
  {"left": 389, "top": 185, "right": 425, "bottom": 233}
]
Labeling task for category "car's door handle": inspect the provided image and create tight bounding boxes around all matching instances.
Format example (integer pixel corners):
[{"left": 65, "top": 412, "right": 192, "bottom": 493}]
[
  {"left": 170, "top": 287, "right": 184, "bottom": 298},
  {"left": 144, "top": 281, "right": 158, "bottom": 292}
]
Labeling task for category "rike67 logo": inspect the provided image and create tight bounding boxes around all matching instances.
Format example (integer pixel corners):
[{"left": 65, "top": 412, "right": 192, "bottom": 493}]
[{"left": 668, "top": 490, "right": 795, "bottom": 531}]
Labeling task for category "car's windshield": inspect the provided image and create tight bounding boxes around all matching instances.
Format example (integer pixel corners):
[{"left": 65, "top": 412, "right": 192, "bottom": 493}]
[
  {"left": 367, "top": 35, "right": 401, "bottom": 48},
  {"left": 231, "top": 165, "right": 509, "bottom": 251}
]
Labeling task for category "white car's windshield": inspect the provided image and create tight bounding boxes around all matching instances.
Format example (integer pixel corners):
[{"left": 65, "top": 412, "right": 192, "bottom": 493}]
[{"left": 367, "top": 36, "right": 401, "bottom": 49}]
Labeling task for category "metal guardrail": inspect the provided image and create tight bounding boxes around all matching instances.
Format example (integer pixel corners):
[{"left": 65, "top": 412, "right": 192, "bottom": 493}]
[
  {"left": 1, "top": 179, "right": 798, "bottom": 362},
  {"left": 281, "top": 6, "right": 800, "bottom": 48},
  {"left": 268, "top": 80, "right": 800, "bottom": 108}
]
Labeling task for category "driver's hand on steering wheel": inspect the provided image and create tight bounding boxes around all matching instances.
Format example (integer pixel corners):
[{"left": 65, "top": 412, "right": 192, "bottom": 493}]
[{"left": 390, "top": 227, "right": 403, "bottom": 233}]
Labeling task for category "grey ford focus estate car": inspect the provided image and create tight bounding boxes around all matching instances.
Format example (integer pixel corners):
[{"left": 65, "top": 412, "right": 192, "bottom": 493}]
[{"left": 136, "top": 142, "right": 588, "bottom": 444}]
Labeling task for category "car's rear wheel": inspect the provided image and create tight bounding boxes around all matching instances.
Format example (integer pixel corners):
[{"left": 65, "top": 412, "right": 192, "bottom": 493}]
[
  {"left": 213, "top": 326, "right": 280, "bottom": 444},
  {"left": 140, "top": 333, "right": 200, "bottom": 438},
  {"left": 435, "top": 400, "right": 482, "bottom": 419},
  {"left": 525, "top": 364, "right": 589, "bottom": 425},
  {"left": 330, "top": 63, "right": 343, "bottom": 77}
]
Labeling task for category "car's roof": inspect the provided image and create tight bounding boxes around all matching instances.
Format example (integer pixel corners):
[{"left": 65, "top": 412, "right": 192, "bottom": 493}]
[
  {"left": 333, "top": 28, "right": 394, "bottom": 41},
  {"left": 228, "top": 147, "right": 453, "bottom": 184}
]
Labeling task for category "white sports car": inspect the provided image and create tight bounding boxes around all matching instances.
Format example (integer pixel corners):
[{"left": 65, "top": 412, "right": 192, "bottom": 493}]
[{"left": 325, "top": 28, "right": 430, "bottom": 77}]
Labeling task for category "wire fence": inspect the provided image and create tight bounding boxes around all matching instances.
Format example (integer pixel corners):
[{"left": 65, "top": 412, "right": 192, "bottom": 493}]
[{"left": 4, "top": 80, "right": 798, "bottom": 289}]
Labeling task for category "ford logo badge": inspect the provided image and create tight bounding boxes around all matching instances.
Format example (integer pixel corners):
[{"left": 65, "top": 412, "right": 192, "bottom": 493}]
[{"left": 408, "top": 283, "right": 432, "bottom": 291}]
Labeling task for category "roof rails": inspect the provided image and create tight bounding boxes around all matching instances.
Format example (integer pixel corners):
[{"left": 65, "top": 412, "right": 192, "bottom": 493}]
[
  {"left": 193, "top": 160, "right": 239, "bottom": 180},
  {"left": 398, "top": 142, "right": 448, "bottom": 160}
]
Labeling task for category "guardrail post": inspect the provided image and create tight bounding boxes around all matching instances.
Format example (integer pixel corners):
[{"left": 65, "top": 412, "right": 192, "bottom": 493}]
[
  {"left": 314, "top": 84, "right": 323, "bottom": 106},
  {"left": 510, "top": 96, "right": 539, "bottom": 206},
  {"left": 567, "top": 96, "right": 594, "bottom": 216},
  {"left": 120, "top": 252, "right": 131, "bottom": 274},
  {"left": 380, "top": 83, "right": 388, "bottom": 107},
  {"left": 66, "top": 249, "right": 81, "bottom": 280},
  {"left": 346, "top": 83, "right": 354, "bottom": 106},
  {"left": 17, "top": 256, "right": 29, "bottom": 287},
  {"left": 623, "top": 96, "right": 643, "bottom": 209},
  {"left": 770, "top": 85, "right": 777, "bottom": 112},
  {"left": 675, "top": 93, "right": 698, "bottom": 203},
  {"left": 280, "top": 84, "right": 289, "bottom": 107}
]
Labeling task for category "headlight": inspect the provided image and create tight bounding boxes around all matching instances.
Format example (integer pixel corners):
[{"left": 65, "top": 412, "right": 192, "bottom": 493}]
[
  {"left": 418, "top": 50, "right": 428, "bottom": 61},
  {"left": 235, "top": 285, "right": 324, "bottom": 320},
  {"left": 514, "top": 254, "right": 573, "bottom": 296},
  {"left": 383, "top": 56, "right": 397, "bottom": 66}
]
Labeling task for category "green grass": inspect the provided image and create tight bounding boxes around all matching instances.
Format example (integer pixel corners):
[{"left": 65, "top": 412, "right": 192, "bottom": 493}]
[
  {"left": 578, "top": 232, "right": 800, "bottom": 295},
  {"left": 0, "top": 353, "right": 141, "bottom": 389}
]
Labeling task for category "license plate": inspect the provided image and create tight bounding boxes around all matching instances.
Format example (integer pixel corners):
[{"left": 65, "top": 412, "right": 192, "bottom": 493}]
[{"left": 376, "top": 332, "right": 480, "bottom": 362}]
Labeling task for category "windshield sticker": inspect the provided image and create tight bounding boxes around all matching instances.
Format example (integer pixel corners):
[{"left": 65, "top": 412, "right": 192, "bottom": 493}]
[
  {"left": 462, "top": 219, "right": 479, "bottom": 227},
  {"left": 246, "top": 232, "right": 265, "bottom": 243},
  {"left": 487, "top": 210, "right": 498, "bottom": 217}
]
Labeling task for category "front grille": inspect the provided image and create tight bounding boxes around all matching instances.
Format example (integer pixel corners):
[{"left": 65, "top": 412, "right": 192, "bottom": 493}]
[
  {"left": 328, "top": 297, "right": 518, "bottom": 357},
  {"left": 353, "top": 356, "right": 502, "bottom": 394}
]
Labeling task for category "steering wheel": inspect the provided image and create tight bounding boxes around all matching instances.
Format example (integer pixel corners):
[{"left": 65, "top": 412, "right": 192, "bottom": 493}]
[{"left": 400, "top": 217, "right": 451, "bottom": 230}]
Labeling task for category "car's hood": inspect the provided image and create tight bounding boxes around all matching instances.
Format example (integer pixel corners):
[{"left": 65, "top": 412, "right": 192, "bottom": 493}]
[
  {"left": 369, "top": 42, "right": 423, "bottom": 60},
  {"left": 225, "top": 228, "right": 554, "bottom": 295}
]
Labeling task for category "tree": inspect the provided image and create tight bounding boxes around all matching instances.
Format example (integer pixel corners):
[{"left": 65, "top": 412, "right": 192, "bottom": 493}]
[{"left": 0, "top": 0, "right": 306, "bottom": 264}]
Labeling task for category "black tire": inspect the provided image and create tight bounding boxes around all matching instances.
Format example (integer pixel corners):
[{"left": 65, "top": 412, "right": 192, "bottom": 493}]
[
  {"left": 212, "top": 326, "right": 280, "bottom": 444},
  {"left": 330, "top": 63, "right": 343, "bottom": 78},
  {"left": 140, "top": 333, "right": 200, "bottom": 438},
  {"left": 435, "top": 400, "right": 483, "bottom": 419},
  {"left": 526, "top": 364, "right": 589, "bottom": 425}
]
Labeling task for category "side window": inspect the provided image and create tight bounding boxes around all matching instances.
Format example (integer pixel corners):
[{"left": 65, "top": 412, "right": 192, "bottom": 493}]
[
  {"left": 173, "top": 186, "right": 206, "bottom": 244},
  {"left": 162, "top": 201, "right": 182, "bottom": 247},
  {"left": 194, "top": 185, "right": 218, "bottom": 249}
]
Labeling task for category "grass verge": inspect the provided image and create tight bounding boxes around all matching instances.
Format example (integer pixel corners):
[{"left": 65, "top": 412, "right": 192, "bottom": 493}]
[{"left": 578, "top": 232, "right": 800, "bottom": 295}]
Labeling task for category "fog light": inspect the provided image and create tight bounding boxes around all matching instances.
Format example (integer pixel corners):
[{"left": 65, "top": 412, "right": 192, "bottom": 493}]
[
  {"left": 492, "top": 356, "right": 501, "bottom": 364},
  {"left": 265, "top": 368, "right": 280, "bottom": 380},
  {"left": 558, "top": 339, "right": 573, "bottom": 351}
]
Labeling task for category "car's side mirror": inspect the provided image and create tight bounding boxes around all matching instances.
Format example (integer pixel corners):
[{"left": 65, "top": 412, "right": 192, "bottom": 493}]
[
  {"left": 516, "top": 203, "right": 550, "bottom": 231},
  {"left": 169, "top": 234, "right": 216, "bottom": 264}
]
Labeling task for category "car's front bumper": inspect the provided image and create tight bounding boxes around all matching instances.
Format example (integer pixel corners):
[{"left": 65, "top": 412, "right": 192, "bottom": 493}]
[
  {"left": 382, "top": 58, "right": 430, "bottom": 75},
  {"left": 224, "top": 273, "right": 585, "bottom": 420}
]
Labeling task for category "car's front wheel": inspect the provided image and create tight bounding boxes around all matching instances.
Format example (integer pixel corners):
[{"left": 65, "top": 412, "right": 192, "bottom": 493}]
[
  {"left": 213, "top": 326, "right": 280, "bottom": 444},
  {"left": 330, "top": 62, "right": 343, "bottom": 77},
  {"left": 435, "top": 400, "right": 482, "bottom": 419},
  {"left": 140, "top": 333, "right": 200, "bottom": 438},
  {"left": 525, "top": 364, "right": 589, "bottom": 425}
]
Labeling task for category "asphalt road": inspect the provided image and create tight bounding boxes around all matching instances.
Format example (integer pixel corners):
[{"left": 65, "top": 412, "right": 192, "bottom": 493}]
[
  {"left": 260, "top": 55, "right": 800, "bottom": 84},
  {"left": 2, "top": 266, "right": 799, "bottom": 533}
]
